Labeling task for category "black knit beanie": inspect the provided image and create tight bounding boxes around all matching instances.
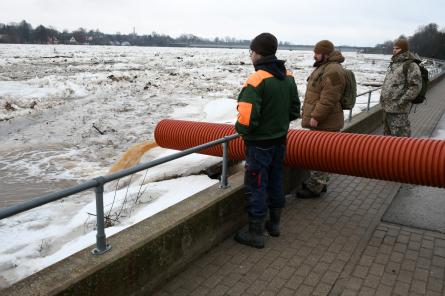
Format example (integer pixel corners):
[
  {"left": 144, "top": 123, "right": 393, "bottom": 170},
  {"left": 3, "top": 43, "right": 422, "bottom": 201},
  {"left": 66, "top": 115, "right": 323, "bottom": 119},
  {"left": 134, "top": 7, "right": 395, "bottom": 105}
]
[{"left": 250, "top": 33, "right": 278, "bottom": 56}]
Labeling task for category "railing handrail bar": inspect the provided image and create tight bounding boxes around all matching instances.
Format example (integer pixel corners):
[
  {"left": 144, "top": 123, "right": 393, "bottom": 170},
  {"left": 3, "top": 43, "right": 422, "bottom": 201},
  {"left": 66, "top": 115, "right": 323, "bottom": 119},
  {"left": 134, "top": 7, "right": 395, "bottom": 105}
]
[
  {"left": 355, "top": 101, "right": 380, "bottom": 105},
  {"left": 356, "top": 87, "right": 381, "bottom": 98},
  {"left": 0, "top": 179, "right": 99, "bottom": 221},
  {"left": 105, "top": 133, "right": 240, "bottom": 182},
  {"left": 0, "top": 133, "right": 240, "bottom": 220}
]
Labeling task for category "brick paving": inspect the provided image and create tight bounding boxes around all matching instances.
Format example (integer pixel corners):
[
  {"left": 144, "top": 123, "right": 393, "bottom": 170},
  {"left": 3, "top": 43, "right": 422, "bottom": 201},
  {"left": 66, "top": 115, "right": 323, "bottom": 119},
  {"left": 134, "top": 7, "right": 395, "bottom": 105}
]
[{"left": 154, "top": 80, "right": 445, "bottom": 295}]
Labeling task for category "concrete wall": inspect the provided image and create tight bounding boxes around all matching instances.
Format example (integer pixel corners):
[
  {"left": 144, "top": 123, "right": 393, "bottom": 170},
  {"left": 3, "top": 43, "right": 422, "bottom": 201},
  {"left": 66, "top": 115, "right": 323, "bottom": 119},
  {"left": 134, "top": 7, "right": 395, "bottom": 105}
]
[
  {"left": 1, "top": 172, "right": 247, "bottom": 296},
  {"left": 2, "top": 71, "right": 444, "bottom": 296},
  {"left": 343, "top": 104, "right": 383, "bottom": 134},
  {"left": 1, "top": 169, "right": 304, "bottom": 296}
]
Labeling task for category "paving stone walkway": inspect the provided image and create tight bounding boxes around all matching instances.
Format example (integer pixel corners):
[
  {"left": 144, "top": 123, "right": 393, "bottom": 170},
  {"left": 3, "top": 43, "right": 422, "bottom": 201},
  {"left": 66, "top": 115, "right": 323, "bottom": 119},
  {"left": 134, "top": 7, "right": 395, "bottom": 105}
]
[{"left": 154, "top": 79, "right": 445, "bottom": 296}]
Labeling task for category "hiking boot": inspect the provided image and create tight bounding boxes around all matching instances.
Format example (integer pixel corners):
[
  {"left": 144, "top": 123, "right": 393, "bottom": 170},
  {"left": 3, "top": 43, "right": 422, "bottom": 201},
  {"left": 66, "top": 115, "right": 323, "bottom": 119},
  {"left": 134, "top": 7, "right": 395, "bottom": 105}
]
[
  {"left": 297, "top": 188, "right": 321, "bottom": 199},
  {"left": 265, "top": 208, "right": 281, "bottom": 237},
  {"left": 302, "top": 183, "right": 327, "bottom": 193},
  {"left": 234, "top": 218, "right": 265, "bottom": 249}
]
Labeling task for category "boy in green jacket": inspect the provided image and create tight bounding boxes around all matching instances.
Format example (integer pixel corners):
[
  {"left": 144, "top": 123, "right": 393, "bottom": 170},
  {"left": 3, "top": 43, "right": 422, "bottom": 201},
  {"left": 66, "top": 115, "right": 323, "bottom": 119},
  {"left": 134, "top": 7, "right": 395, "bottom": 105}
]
[{"left": 234, "top": 33, "right": 300, "bottom": 248}]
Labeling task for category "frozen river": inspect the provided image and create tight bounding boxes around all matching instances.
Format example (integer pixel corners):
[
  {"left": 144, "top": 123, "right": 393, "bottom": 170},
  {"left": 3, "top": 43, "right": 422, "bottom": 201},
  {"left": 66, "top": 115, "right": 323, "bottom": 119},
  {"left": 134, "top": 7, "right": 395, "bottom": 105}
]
[
  {"left": 0, "top": 44, "right": 395, "bottom": 287},
  {"left": 0, "top": 44, "right": 390, "bottom": 205}
]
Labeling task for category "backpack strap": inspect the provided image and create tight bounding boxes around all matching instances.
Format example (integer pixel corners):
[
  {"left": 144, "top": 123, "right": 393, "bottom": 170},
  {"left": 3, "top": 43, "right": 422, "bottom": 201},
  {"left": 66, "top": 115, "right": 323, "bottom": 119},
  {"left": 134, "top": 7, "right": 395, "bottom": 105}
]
[
  {"left": 402, "top": 59, "right": 419, "bottom": 91},
  {"left": 402, "top": 59, "right": 414, "bottom": 79}
]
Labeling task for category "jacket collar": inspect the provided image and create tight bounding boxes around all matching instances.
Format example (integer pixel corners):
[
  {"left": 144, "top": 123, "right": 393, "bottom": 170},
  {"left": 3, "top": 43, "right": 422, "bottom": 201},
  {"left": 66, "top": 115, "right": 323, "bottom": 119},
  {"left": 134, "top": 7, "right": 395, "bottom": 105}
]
[
  {"left": 254, "top": 55, "right": 287, "bottom": 80},
  {"left": 313, "top": 50, "right": 345, "bottom": 67},
  {"left": 391, "top": 51, "right": 420, "bottom": 64}
]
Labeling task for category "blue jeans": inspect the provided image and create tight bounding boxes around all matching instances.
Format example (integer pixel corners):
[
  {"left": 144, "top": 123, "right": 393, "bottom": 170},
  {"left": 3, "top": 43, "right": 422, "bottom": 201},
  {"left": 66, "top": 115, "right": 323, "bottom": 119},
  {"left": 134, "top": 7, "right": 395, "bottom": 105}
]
[{"left": 244, "top": 143, "right": 286, "bottom": 219}]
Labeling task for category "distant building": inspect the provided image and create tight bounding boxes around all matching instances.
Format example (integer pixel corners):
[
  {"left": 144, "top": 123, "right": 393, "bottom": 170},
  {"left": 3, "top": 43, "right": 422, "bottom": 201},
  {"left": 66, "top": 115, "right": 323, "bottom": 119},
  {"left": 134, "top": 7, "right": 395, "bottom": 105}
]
[
  {"left": 48, "top": 36, "right": 59, "bottom": 44},
  {"left": 69, "top": 37, "right": 77, "bottom": 44}
]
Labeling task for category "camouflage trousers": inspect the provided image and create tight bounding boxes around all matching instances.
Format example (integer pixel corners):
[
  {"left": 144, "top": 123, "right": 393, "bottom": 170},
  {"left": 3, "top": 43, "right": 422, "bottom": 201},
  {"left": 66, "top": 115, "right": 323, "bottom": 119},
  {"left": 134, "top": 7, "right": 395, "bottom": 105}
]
[
  {"left": 383, "top": 112, "right": 411, "bottom": 137},
  {"left": 304, "top": 171, "right": 329, "bottom": 194}
]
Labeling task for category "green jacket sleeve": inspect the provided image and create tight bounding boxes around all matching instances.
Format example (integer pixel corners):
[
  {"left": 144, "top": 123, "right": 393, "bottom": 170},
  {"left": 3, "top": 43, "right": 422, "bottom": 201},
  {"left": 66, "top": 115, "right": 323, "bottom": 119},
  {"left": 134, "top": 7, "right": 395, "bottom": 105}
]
[{"left": 235, "top": 84, "right": 263, "bottom": 135}]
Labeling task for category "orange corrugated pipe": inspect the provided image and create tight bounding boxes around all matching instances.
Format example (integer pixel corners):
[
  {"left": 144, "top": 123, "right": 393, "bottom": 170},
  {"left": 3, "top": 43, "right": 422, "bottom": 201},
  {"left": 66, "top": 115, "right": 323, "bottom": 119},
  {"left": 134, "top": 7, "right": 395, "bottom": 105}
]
[{"left": 154, "top": 119, "right": 445, "bottom": 188}]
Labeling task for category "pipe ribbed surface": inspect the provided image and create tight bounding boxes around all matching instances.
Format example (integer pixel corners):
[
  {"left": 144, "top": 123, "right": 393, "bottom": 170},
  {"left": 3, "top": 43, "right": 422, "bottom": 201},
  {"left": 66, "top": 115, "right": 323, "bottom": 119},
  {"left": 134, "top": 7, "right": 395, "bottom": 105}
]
[
  {"left": 154, "top": 119, "right": 445, "bottom": 188},
  {"left": 154, "top": 119, "right": 245, "bottom": 160}
]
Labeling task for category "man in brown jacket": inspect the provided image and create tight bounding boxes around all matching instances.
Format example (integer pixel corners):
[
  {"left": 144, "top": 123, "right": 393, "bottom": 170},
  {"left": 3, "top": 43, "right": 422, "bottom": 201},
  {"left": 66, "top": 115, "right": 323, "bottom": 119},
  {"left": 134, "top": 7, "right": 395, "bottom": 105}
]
[{"left": 297, "top": 40, "right": 346, "bottom": 198}]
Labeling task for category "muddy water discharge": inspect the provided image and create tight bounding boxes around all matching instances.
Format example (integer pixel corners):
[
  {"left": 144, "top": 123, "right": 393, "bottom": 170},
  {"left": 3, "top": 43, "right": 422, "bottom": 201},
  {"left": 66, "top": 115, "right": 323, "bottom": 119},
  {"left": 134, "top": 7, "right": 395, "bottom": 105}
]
[{"left": 109, "top": 140, "right": 158, "bottom": 174}]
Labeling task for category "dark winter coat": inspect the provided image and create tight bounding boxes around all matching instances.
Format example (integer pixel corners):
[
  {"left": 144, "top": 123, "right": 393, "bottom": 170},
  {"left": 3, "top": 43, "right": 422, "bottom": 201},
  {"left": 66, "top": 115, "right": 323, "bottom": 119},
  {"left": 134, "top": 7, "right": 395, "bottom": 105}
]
[{"left": 235, "top": 56, "right": 300, "bottom": 144}]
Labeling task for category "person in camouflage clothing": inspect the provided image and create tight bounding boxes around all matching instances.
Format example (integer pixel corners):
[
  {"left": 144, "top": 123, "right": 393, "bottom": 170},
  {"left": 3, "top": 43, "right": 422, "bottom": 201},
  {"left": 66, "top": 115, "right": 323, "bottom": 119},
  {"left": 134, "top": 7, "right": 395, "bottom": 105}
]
[
  {"left": 380, "top": 37, "right": 422, "bottom": 137},
  {"left": 297, "top": 40, "right": 346, "bottom": 199}
]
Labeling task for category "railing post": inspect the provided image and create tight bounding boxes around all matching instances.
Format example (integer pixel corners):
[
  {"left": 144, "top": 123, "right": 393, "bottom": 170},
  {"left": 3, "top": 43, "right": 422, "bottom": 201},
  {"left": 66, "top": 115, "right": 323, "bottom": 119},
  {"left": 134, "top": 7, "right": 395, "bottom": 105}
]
[
  {"left": 219, "top": 140, "right": 229, "bottom": 189},
  {"left": 92, "top": 177, "right": 112, "bottom": 255},
  {"left": 367, "top": 91, "right": 372, "bottom": 112}
]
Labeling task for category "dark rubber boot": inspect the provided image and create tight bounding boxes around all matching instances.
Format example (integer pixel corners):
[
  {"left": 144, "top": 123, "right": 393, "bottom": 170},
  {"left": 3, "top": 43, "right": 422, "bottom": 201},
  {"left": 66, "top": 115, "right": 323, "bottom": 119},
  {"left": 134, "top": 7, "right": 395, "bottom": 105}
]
[
  {"left": 296, "top": 188, "right": 321, "bottom": 199},
  {"left": 265, "top": 208, "right": 282, "bottom": 237},
  {"left": 297, "top": 182, "right": 327, "bottom": 199},
  {"left": 234, "top": 218, "right": 265, "bottom": 249}
]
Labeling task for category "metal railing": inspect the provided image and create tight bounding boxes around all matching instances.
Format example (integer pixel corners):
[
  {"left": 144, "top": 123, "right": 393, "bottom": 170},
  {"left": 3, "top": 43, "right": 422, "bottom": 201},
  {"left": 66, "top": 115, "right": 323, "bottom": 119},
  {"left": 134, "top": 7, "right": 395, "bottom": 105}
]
[
  {"left": 347, "top": 87, "right": 381, "bottom": 121},
  {"left": 346, "top": 60, "right": 445, "bottom": 122},
  {"left": 429, "top": 67, "right": 444, "bottom": 80},
  {"left": 0, "top": 133, "right": 240, "bottom": 255}
]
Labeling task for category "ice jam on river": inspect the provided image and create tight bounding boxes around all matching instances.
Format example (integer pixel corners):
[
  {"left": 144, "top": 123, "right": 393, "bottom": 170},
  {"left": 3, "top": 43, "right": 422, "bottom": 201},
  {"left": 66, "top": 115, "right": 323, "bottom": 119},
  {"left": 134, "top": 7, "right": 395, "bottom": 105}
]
[{"left": 0, "top": 44, "right": 397, "bottom": 286}]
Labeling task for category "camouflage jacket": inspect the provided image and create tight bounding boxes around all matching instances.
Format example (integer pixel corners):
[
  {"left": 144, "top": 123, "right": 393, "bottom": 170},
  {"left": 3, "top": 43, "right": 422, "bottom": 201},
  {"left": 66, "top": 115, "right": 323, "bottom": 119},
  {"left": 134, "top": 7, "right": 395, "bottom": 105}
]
[{"left": 380, "top": 51, "right": 422, "bottom": 113}]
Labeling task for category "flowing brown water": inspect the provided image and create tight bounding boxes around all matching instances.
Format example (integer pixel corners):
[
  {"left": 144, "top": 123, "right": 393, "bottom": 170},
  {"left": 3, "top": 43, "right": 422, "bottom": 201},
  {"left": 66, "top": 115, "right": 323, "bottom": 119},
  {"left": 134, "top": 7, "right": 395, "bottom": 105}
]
[{"left": 108, "top": 140, "right": 158, "bottom": 174}]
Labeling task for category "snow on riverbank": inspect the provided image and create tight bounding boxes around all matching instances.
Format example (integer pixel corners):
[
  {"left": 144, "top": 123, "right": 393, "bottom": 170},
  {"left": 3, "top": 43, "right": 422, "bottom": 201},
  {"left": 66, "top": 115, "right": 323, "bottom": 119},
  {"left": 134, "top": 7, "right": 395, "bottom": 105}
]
[
  {"left": 0, "top": 97, "right": 236, "bottom": 286},
  {"left": 0, "top": 44, "right": 394, "bottom": 286}
]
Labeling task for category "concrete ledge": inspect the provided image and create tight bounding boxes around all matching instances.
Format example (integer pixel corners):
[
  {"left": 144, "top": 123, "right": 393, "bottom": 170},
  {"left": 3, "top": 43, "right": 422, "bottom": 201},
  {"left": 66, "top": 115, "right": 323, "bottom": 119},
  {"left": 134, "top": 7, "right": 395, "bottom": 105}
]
[
  {"left": 343, "top": 104, "right": 383, "bottom": 134},
  {"left": 1, "top": 168, "right": 305, "bottom": 296},
  {"left": 1, "top": 172, "right": 247, "bottom": 296}
]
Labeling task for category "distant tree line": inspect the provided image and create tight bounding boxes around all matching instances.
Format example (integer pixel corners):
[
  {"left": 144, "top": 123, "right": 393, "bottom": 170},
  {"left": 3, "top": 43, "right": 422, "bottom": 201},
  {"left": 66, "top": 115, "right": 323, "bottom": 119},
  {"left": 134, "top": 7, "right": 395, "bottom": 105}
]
[
  {"left": 364, "top": 23, "right": 445, "bottom": 59},
  {"left": 0, "top": 20, "right": 292, "bottom": 48}
]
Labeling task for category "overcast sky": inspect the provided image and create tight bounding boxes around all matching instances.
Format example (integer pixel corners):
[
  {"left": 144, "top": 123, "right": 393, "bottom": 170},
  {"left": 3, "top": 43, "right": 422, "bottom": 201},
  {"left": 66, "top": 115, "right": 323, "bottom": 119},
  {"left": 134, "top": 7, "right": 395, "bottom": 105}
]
[{"left": 1, "top": 0, "right": 443, "bottom": 47}]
